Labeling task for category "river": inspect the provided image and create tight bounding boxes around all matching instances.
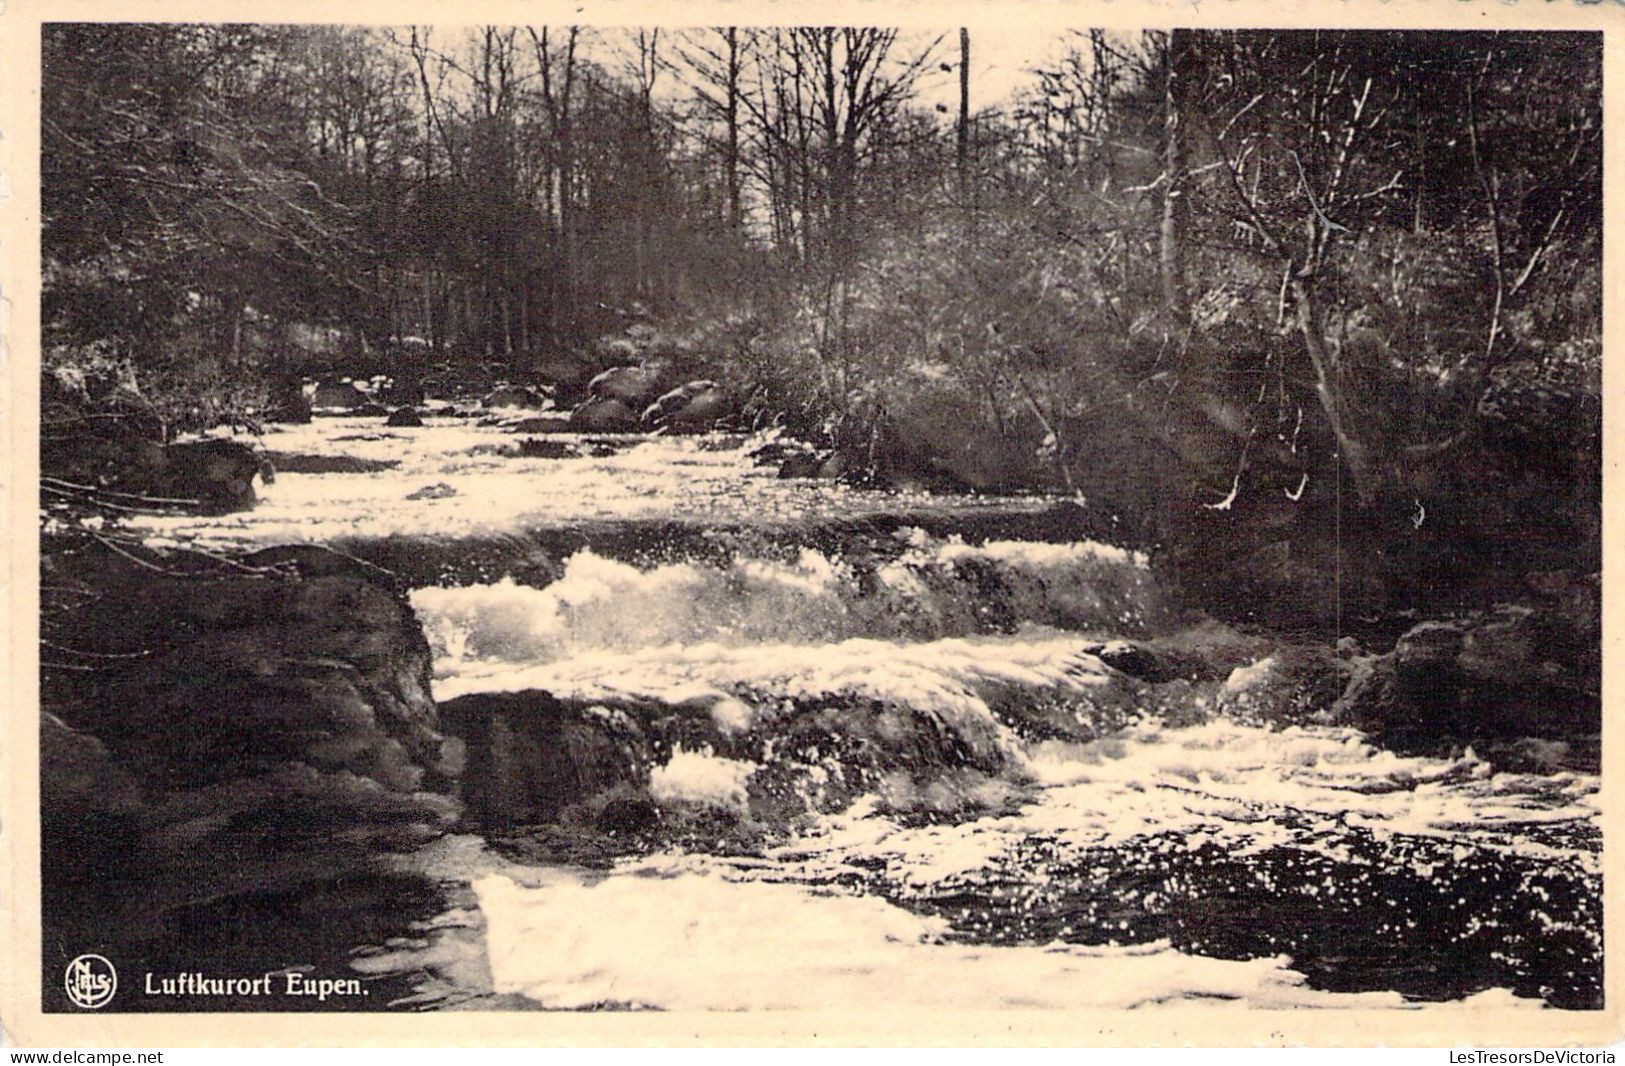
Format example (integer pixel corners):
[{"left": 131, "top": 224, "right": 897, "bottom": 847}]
[{"left": 126, "top": 411, "right": 1601, "bottom": 1011}]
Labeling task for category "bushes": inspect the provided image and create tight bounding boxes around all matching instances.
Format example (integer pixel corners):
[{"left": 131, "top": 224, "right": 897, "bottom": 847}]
[{"left": 44, "top": 342, "right": 273, "bottom": 447}]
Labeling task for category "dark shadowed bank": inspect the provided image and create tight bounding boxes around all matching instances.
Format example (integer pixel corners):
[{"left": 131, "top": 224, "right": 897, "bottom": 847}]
[{"left": 37, "top": 24, "right": 1601, "bottom": 1011}]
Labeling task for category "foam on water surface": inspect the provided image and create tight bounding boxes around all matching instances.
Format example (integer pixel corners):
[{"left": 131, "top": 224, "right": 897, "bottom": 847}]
[
  {"left": 775, "top": 719, "right": 1600, "bottom": 883},
  {"left": 363, "top": 834, "right": 1555, "bottom": 1011},
  {"left": 129, "top": 419, "right": 1057, "bottom": 549},
  {"left": 425, "top": 630, "right": 1114, "bottom": 712},
  {"left": 467, "top": 865, "right": 1422, "bottom": 1010},
  {"left": 411, "top": 538, "right": 1161, "bottom": 674},
  {"left": 649, "top": 748, "right": 757, "bottom": 811}
]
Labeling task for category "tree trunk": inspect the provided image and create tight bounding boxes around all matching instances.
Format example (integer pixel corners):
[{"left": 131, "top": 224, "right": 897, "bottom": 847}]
[
  {"left": 1160, "top": 31, "right": 1191, "bottom": 325},
  {"left": 956, "top": 29, "right": 970, "bottom": 184},
  {"left": 1291, "top": 277, "right": 1379, "bottom": 506},
  {"left": 726, "top": 28, "right": 742, "bottom": 232}
]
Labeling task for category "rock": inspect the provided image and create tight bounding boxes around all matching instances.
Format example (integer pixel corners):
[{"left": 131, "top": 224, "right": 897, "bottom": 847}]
[
  {"left": 569, "top": 396, "right": 640, "bottom": 433},
  {"left": 267, "top": 381, "right": 313, "bottom": 424},
  {"left": 818, "top": 452, "right": 849, "bottom": 481},
  {"left": 154, "top": 439, "right": 272, "bottom": 513},
  {"left": 1091, "top": 640, "right": 1181, "bottom": 683},
  {"left": 438, "top": 682, "right": 1019, "bottom": 834},
  {"left": 39, "top": 714, "right": 148, "bottom": 955},
  {"left": 746, "top": 440, "right": 801, "bottom": 466},
  {"left": 870, "top": 391, "right": 1037, "bottom": 492},
  {"left": 385, "top": 407, "right": 425, "bottom": 428},
  {"left": 595, "top": 794, "right": 663, "bottom": 836},
  {"left": 592, "top": 336, "right": 641, "bottom": 365},
  {"left": 1335, "top": 606, "right": 1599, "bottom": 742},
  {"left": 47, "top": 437, "right": 276, "bottom": 515},
  {"left": 379, "top": 378, "right": 426, "bottom": 407},
  {"left": 508, "top": 415, "right": 572, "bottom": 434},
  {"left": 43, "top": 433, "right": 164, "bottom": 495},
  {"left": 311, "top": 380, "right": 369, "bottom": 411},
  {"left": 692, "top": 433, "right": 752, "bottom": 452},
  {"left": 752, "top": 439, "right": 838, "bottom": 479},
  {"left": 483, "top": 384, "right": 547, "bottom": 409},
  {"left": 438, "top": 691, "right": 651, "bottom": 830},
  {"left": 642, "top": 380, "right": 729, "bottom": 432},
  {"left": 262, "top": 451, "right": 399, "bottom": 474},
  {"left": 777, "top": 451, "right": 826, "bottom": 479},
  {"left": 43, "top": 386, "right": 284, "bottom": 508},
  {"left": 1393, "top": 620, "right": 1465, "bottom": 673},
  {"left": 1477, "top": 359, "right": 1600, "bottom": 447},
  {"left": 1214, "top": 645, "right": 1349, "bottom": 726},
  {"left": 515, "top": 438, "right": 584, "bottom": 460},
  {"left": 39, "top": 543, "right": 463, "bottom": 983},
  {"left": 406, "top": 482, "right": 458, "bottom": 500},
  {"left": 46, "top": 543, "right": 457, "bottom": 792},
  {"left": 587, "top": 364, "right": 667, "bottom": 409}
]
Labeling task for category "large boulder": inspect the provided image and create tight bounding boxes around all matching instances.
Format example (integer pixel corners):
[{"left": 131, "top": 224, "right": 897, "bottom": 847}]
[
  {"left": 1214, "top": 645, "right": 1350, "bottom": 726},
  {"left": 587, "top": 364, "right": 667, "bottom": 409},
  {"left": 508, "top": 415, "right": 573, "bottom": 434},
  {"left": 569, "top": 396, "right": 640, "bottom": 433},
  {"left": 1334, "top": 604, "right": 1599, "bottom": 742},
  {"left": 39, "top": 543, "right": 462, "bottom": 997},
  {"left": 45, "top": 436, "right": 272, "bottom": 514},
  {"left": 46, "top": 543, "right": 458, "bottom": 792},
  {"left": 531, "top": 352, "right": 600, "bottom": 403},
  {"left": 642, "top": 380, "right": 729, "bottom": 432},
  {"left": 438, "top": 684, "right": 1013, "bottom": 835},
  {"left": 385, "top": 406, "right": 425, "bottom": 428},
  {"left": 483, "top": 384, "right": 547, "bottom": 410},
  {"left": 311, "top": 379, "right": 369, "bottom": 411},
  {"left": 155, "top": 439, "right": 274, "bottom": 513}
]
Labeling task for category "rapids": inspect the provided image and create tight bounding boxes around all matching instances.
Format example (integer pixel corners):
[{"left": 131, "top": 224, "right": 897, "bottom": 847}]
[{"left": 143, "top": 416, "right": 1602, "bottom": 1011}]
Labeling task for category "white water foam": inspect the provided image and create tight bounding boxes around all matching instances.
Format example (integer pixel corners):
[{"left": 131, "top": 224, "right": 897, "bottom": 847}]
[
  {"left": 767, "top": 719, "right": 1601, "bottom": 891},
  {"left": 420, "top": 589, "right": 1600, "bottom": 901},
  {"left": 363, "top": 797, "right": 1574, "bottom": 1012},
  {"left": 468, "top": 865, "right": 1427, "bottom": 1010},
  {"left": 412, "top": 539, "right": 1158, "bottom": 675},
  {"left": 128, "top": 420, "right": 1057, "bottom": 549},
  {"left": 649, "top": 748, "right": 757, "bottom": 812},
  {"left": 426, "top": 631, "right": 1113, "bottom": 721}
]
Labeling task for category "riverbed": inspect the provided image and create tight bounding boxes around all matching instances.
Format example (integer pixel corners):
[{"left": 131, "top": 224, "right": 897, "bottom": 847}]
[{"left": 127, "top": 413, "right": 1601, "bottom": 1010}]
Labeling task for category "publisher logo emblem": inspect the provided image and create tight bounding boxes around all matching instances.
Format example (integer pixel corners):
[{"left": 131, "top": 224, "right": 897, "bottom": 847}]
[{"left": 65, "top": 954, "right": 117, "bottom": 1009}]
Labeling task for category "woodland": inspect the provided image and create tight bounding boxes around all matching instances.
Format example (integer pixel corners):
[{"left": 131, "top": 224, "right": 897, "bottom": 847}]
[{"left": 42, "top": 26, "right": 1602, "bottom": 627}]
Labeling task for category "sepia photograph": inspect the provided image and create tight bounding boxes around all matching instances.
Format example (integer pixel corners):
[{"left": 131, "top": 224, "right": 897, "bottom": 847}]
[{"left": 5, "top": 2, "right": 1616, "bottom": 1045}]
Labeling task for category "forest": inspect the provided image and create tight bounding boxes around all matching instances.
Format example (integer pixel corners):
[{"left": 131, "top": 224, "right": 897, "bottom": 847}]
[{"left": 42, "top": 25, "right": 1602, "bottom": 628}]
